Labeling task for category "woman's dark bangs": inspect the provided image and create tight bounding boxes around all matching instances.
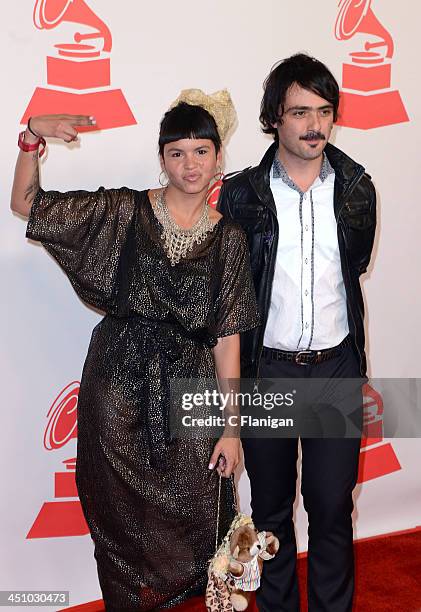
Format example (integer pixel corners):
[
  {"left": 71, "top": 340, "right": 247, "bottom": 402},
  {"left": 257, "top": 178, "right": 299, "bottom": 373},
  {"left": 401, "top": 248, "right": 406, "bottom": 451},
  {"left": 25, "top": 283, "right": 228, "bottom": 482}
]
[
  {"left": 161, "top": 123, "right": 215, "bottom": 145},
  {"left": 159, "top": 103, "right": 221, "bottom": 154}
]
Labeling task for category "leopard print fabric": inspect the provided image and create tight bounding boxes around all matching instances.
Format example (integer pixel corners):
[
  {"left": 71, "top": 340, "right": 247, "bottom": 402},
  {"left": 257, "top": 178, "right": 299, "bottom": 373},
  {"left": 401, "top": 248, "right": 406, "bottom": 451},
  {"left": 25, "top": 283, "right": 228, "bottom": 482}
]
[{"left": 205, "top": 574, "right": 236, "bottom": 612}]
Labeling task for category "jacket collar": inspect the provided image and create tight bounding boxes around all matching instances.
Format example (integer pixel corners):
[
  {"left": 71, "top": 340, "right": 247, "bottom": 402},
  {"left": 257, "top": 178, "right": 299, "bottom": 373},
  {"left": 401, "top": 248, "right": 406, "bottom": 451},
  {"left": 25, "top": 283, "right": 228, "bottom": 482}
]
[
  {"left": 324, "top": 142, "right": 365, "bottom": 192},
  {"left": 248, "top": 142, "right": 278, "bottom": 214},
  {"left": 324, "top": 142, "right": 366, "bottom": 218},
  {"left": 248, "top": 141, "right": 365, "bottom": 214}
]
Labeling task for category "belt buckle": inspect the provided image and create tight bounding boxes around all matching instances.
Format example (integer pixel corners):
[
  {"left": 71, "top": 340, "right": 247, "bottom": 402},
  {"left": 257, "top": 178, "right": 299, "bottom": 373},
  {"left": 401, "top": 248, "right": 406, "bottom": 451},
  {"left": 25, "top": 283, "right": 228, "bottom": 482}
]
[{"left": 295, "top": 350, "right": 313, "bottom": 366}]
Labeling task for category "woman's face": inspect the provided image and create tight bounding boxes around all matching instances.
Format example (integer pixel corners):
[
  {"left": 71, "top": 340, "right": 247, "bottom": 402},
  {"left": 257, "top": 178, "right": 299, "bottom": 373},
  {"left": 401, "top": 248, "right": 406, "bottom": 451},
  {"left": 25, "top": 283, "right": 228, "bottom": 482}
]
[{"left": 161, "top": 138, "right": 221, "bottom": 196}]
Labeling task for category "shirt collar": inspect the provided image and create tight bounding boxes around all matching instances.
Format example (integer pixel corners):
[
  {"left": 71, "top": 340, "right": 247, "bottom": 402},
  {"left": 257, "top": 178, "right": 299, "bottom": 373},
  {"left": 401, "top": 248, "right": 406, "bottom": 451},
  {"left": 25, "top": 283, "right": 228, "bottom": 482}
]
[{"left": 272, "top": 151, "right": 334, "bottom": 194}]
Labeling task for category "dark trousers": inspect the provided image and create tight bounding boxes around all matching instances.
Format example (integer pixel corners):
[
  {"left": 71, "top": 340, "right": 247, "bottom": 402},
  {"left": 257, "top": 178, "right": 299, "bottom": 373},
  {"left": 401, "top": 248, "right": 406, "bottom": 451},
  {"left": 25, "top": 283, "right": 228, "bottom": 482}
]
[{"left": 242, "top": 343, "right": 362, "bottom": 612}]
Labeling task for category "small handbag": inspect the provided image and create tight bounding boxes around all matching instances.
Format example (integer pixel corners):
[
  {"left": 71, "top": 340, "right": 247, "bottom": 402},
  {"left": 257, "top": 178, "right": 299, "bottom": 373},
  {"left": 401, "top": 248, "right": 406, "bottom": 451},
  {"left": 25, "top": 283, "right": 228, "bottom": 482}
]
[
  {"left": 205, "top": 475, "right": 253, "bottom": 612},
  {"left": 205, "top": 474, "right": 279, "bottom": 611}
]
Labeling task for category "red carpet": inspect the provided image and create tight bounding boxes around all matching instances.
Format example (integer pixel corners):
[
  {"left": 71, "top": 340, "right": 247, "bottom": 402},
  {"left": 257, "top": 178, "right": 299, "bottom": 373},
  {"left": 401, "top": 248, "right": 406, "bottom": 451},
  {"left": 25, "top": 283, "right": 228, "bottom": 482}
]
[{"left": 64, "top": 528, "right": 421, "bottom": 611}]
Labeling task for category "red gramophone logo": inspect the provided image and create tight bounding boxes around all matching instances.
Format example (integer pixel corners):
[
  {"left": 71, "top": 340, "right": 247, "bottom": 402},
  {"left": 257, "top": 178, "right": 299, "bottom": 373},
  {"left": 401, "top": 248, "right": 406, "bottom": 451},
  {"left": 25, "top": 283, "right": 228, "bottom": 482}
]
[
  {"left": 358, "top": 383, "right": 401, "bottom": 483},
  {"left": 334, "top": 0, "right": 409, "bottom": 129},
  {"left": 27, "top": 381, "right": 89, "bottom": 539},
  {"left": 21, "top": 0, "right": 136, "bottom": 131}
]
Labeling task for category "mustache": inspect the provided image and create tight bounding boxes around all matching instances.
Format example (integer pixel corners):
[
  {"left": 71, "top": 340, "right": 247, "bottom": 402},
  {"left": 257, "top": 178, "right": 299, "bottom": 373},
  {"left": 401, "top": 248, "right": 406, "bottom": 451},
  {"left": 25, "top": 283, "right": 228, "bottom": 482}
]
[{"left": 300, "top": 131, "right": 326, "bottom": 141}]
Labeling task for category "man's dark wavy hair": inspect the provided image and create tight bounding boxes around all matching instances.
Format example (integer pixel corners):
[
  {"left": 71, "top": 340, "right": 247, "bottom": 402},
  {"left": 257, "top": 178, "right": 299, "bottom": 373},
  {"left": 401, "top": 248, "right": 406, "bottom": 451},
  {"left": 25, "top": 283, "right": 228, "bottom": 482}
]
[{"left": 259, "top": 53, "right": 340, "bottom": 140}]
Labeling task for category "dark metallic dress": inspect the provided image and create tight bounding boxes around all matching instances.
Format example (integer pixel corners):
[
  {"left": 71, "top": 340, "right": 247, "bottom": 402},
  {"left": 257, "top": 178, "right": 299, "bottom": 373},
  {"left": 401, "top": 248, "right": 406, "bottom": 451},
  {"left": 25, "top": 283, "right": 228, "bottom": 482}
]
[{"left": 26, "top": 187, "right": 260, "bottom": 611}]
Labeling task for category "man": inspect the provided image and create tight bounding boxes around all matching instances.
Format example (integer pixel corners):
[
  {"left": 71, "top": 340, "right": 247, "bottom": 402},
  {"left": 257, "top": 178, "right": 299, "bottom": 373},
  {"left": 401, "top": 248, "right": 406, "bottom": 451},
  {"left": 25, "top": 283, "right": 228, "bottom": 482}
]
[{"left": 218, "top": 54, "right": 376, "bottom": 611}]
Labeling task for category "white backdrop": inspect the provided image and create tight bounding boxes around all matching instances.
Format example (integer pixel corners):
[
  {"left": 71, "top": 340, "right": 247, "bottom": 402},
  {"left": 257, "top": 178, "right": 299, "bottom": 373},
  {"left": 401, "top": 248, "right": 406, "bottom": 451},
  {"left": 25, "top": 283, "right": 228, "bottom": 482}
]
[{"left": 1, "top": 1, "right": 420, "bottom": 609}]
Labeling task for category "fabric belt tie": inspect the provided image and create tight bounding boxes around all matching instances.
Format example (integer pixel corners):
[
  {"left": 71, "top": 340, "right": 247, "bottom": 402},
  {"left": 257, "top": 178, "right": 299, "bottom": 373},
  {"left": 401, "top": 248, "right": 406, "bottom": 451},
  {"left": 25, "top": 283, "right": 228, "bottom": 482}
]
[
  {"left": 114, "top": 315, "right": 217, "bottom": 467},
  {"left": 262, "top": 335, "right": 352, "bottom": 366}
]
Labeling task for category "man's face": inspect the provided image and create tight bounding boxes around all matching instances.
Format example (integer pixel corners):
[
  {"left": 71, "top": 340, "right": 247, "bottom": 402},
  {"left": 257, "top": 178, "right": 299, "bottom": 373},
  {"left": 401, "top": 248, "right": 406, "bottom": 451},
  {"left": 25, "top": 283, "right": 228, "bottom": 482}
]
[{"left": 274, "top": 83, "right": 334, "bottom": 162}]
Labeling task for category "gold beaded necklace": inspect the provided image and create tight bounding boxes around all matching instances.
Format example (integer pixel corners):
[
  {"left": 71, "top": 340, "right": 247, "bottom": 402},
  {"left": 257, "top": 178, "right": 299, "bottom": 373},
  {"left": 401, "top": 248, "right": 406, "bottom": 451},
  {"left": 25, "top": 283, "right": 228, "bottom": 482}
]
[{"left": 153, "top": 189, "right": 215, "bottom": 266}]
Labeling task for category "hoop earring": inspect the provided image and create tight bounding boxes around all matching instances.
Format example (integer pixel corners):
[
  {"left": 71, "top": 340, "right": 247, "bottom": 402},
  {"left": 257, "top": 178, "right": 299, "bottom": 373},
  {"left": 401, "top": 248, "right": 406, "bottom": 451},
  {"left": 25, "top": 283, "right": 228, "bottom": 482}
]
[
  {"left": 159, "top": 170, "right": 169, "bottom": 187},
  {"left": 213, "top": 166, "right": 223, "bottom": 182}
]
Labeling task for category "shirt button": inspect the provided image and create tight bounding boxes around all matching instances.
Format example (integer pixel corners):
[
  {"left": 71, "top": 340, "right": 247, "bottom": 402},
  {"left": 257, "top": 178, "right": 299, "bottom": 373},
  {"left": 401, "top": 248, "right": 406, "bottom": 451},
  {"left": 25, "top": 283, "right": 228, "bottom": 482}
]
[
  {"left": 305, "top": 225, "right": 309, "bottom": 231},
  {"left": 305, "top": 322, "right": 309, "bottom": 329},
  {"left": 305, "top": 258, "right": 308, "bottom": 264},
  {"left": 303, "top": 194, "right": 307, "bottom": 200},
  {"left": 305, "top": 290, "right": 308, "bottom": 296}
]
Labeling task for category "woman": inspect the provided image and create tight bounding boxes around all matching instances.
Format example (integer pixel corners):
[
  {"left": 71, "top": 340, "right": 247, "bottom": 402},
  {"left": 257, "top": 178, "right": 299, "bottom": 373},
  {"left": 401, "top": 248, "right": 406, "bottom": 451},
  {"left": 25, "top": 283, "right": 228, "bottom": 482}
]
[{"left": 11, "top": 94, "right": 259, "bottom": 611}]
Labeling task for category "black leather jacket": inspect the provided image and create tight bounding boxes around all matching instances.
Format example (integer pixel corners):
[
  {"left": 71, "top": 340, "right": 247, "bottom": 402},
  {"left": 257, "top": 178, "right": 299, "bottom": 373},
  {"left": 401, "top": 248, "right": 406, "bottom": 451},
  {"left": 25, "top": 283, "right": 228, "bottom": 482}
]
[{"left": 218, "top": 142, "right": 376, "bottom": 378}]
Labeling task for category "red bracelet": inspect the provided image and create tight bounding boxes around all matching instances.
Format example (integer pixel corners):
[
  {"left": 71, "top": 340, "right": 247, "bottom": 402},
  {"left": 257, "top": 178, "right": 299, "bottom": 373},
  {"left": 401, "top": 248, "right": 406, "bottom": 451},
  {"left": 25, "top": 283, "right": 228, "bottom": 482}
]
[{"left": 18, "top": 131, "right": 46, "bottom": 158}]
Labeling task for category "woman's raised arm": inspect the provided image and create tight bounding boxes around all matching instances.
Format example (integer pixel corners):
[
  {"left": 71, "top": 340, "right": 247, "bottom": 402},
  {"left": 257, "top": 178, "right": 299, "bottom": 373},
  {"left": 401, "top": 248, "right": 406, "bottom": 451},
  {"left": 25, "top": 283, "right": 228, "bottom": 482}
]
[{"left": 10, "top": 114, "right": 95, "bottom": 217}]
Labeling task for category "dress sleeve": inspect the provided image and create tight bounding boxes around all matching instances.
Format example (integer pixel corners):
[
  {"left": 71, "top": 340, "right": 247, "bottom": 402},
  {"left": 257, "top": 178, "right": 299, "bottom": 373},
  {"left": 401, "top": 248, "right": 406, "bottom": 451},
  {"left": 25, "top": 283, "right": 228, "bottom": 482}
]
[
  {"left": 26, "top": 186, "right": 135, "bottom": 311},
  {"left": 215, "top": 223, "right": 260, "bottom": 337}
]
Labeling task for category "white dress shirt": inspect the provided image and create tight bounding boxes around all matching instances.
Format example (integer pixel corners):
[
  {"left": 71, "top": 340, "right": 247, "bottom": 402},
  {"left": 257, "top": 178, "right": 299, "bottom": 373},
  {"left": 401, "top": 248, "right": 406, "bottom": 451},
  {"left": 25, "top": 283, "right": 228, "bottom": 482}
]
[{"left": 263, "top": 154, "right": 349, "bottom": 351}]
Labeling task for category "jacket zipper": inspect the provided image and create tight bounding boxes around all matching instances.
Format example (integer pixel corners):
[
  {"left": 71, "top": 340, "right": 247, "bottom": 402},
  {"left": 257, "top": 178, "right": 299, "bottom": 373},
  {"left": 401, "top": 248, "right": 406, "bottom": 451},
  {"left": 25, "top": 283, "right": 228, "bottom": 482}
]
[
  {"left": 335, "top": 167, "right": 365, "bottom": 219},
  {"left": 339, "top": 222, "right": 363, "bottom": 373},
  {"left": 248, "top": 184, "right": 279, "bottom": 386},
  {"left": 336, "top": 167, "right": 366, "bottom": 374}
]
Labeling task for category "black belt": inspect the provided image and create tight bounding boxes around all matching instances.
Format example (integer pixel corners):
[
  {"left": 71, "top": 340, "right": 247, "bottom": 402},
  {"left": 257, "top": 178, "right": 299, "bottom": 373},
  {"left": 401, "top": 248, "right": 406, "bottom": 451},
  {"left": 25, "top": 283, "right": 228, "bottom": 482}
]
[{"left": 262, "top": 335, "right": 352, "bottom": 366}]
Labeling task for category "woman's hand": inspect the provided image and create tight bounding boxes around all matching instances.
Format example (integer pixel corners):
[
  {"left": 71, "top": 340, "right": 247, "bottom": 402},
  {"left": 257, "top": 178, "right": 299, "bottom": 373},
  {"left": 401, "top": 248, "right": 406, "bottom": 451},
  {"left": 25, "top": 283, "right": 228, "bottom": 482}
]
[
  {"left": 208, "top": 436, "right": 241, "bottom": 478},
  {"left": 210, "top": 334, "right": 242, "bottom": 478},
  {"left": 29, "top": 114, "right": 96, "bottom": 143}
]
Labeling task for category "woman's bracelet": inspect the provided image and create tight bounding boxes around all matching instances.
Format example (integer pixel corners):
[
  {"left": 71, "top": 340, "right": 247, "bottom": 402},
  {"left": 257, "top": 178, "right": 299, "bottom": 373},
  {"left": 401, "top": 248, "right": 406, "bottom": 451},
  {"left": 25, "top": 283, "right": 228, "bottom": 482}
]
[
  {"left": 18, "top": 130, "right": 46, "bottom": 158},
  {"left": 27, "top": 117, "right": 40, "bottom": 138}
]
